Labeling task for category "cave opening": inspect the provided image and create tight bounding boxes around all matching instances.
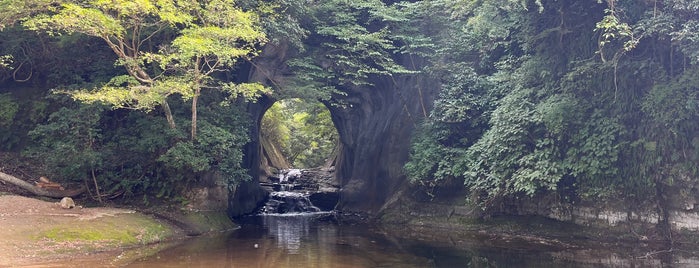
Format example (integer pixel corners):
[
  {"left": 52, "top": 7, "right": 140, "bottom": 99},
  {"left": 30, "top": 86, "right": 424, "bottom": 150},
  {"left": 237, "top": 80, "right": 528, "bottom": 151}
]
[{"left": 256, "top": 98, "right": 341, "bottom": 213}]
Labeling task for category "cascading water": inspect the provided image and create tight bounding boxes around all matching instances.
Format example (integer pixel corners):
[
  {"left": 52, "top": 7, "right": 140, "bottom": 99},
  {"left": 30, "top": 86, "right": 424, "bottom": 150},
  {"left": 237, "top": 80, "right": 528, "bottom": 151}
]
[
  {"left": 261, "top": 191, "right": 321, "bottom": 214},
  {"left": 258, "top": 169, "right": 328, "bottom": 215}
]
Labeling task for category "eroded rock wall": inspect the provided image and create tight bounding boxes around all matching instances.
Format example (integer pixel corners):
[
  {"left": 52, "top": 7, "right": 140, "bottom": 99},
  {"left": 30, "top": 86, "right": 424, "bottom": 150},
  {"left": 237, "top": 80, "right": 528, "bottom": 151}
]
[
  {"left": 227, "top": 42, "right": 297, "bottom": 217},
  {"left": 330, "top": 74, "right": 435, "bottom": 214},
  {"left": 227, "top": 97, "right": 272, "bottom": 217},
  {"left": 225, "top": 40, "right": 437, "bottom": 217}
]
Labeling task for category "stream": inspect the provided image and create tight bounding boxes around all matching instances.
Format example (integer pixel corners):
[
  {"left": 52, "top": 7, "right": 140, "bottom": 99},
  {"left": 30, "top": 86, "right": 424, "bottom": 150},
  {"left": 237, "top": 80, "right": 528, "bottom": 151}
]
[
  {"left": 123, "top": 212, "right": 699, "bottom": 267},
  {"left": 125, "top": 213, "right": 562, "bottom": 268},
  {"left": 123, "top": 169, "right": 699, "bottom": 267}
]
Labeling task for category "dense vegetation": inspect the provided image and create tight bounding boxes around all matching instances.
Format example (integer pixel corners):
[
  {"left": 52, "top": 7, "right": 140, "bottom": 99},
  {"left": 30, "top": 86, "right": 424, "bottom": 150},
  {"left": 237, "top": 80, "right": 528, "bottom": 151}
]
[
  {"left": 1, "top": 0, "right": 698, "bottom": 214},
  {"left": 403, "top": 0, "right": 699, "bottom": 212},
  {"left": 261, "top": 99, "right": 338, "bottom": 168}
]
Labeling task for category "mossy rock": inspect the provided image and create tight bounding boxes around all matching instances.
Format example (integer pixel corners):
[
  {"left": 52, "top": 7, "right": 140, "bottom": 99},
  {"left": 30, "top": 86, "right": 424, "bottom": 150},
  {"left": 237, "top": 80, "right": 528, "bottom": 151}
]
[{"left": 147, "top": 209, "right": 238, "bottom": 236}]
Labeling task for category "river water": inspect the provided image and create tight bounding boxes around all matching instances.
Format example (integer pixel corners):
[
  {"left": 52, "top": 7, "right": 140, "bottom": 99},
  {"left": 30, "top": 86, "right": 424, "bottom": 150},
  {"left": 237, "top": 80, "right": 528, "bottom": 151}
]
[
  {"left": 121, "top": 212, "right": 676, "bottom": 268},
  {"left": 121, "top": 178, "right": 698, "bottom": 268}
]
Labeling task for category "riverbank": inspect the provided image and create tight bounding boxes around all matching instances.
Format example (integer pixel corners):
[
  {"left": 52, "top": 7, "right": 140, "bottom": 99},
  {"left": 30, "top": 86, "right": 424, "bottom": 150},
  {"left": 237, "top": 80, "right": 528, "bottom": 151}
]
[
  {"left": 0, "top": 194, "right": 235, "bottom": 267},
  {"left": 375, "top": 192, "right": 699, "bottom": 267}
]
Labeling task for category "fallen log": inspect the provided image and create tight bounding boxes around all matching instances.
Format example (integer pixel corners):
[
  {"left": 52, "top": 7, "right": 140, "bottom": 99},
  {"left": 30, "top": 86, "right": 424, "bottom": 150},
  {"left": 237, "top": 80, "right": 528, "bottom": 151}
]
[{"left": 0, "top": 171, "right": 85, "bottom": 198}]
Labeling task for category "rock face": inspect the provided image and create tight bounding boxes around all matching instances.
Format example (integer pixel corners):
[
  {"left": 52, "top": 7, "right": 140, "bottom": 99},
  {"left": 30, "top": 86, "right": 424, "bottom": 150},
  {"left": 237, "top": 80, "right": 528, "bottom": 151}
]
[
  {"left": 227, "top": 95, "right": 273, "bottom": 218},
  {"left": 308, "top": 192, "right": 340, "bottom": 211},
  {"left": 328, "top": 73, "right": 435, "bottom": 214},
  {"left": 183, "top": 172, "right": 229, "bottom": 211},
  {"left": 260, "top": 191, "right": 321, "bottom": 214},
  {"left": 227, "top": 43, "right": 288, "bottom": 218},
  {"left": 257, "top": 168, "right": 341, "bottom": 214},
  {"left": 259, "top": 133, "right": 290, "bottom": 176},
  {"left": 226, "top": 43, "right": 434, "bottom": 218}
]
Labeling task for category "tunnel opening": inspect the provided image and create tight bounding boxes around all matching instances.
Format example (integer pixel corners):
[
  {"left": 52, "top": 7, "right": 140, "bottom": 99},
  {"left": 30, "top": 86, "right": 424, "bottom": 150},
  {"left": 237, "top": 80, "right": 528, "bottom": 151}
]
[{"left": 255, "top": 98, "right": 341, "bottom": 214}]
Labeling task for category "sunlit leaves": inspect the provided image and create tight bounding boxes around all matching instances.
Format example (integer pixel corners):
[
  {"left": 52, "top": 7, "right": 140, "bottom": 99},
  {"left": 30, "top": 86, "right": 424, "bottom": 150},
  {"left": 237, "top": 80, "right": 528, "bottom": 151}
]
[
  {"left": 261, "top": 99, "right": 338, "bottom": 168},
  {"left": 290, "top": 0, "right": 415, "bottom": 90},
  {"left": 222, "top": 82, "right": 271, "bottom": 101},
  {"left": 94, "top": 0, "right": 157, "bottom": 18},
  {"left": 67, "top": 85, "right": 165, "bottom": 111},
  {"left": 595, "top": 9, "right": 637, "bottom": 51},
  {"left": 24, "top": 3, "right": 125, "bottom": 38},
  {"left": 0, "top": 0, "right": 60, "bottom": 30},
  {"left": 170, "top": 25, "right": 264, "bottom": 67},
  {"left": 0, "top": 54, "right": 11, "bottom": 69}
]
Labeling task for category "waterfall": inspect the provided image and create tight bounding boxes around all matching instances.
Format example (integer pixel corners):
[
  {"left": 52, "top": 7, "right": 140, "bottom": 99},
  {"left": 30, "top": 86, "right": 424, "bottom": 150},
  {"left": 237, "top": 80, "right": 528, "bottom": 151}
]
[
  {"left": 259, "top": 169, "right": 325, "bottom": 215},
  {"left": 260, "top": 191, "right": 321, "bottom": 214}
]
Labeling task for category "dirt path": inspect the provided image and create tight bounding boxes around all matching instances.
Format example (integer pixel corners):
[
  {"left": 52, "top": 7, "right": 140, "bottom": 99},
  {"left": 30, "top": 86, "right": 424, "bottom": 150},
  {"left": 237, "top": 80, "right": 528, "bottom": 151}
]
[{"left": 0, "top": 194, "right": 179, "bottom": 267}]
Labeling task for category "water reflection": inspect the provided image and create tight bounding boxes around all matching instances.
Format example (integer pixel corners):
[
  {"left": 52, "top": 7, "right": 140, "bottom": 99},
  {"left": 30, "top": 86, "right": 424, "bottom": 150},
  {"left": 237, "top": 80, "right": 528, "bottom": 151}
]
[
  {"left": 124, "top": 214, "right": 699, "bottom": 268},
  {"left": 263, "top": 213, "right": 317, "bottom": 253},
  {"left": 125, "top": 213, "right": 432, "bottom": 268}
]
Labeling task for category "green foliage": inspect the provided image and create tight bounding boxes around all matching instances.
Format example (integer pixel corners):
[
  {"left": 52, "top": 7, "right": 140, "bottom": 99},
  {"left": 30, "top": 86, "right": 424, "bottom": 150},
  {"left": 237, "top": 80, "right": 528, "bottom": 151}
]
[
  {"left": 0, "top": 93, "right": 18, "bottom": 127},
  {"left": 0, "top": 55, "right": 11, "bottom": 69},
  {"left": 15, "top": 0, "right": 268, "bottom": 140},
  {"left": 261, "top": 101, "right": 290, "bottom": 150},
  {"left": 0, "top": 93, "right": 20, "bottom": 149},
  {"left": 405, "top": 0, "right": 690, "bottom": 207},
  {"left": 242, "top": 0, "right": 309, "bottom": 49},
  {"left": 564, "top": 112, "right": 626, "bottom": 198},
  {"left": 283, "top": 0, "right": 416, "bottom": 100},
  {"left": 24, "top": 103, "right": 104, "bottom": 182},
  {"left": 23, "top": 91, "right": 251, "bottom": 201},
  {"left": 462, "top": 88, "right": 563, "bottom": 198},
  {"left": 261, "top": 99, "right": 338, "bottom": 168},
  {"left": 0, "top": 90, "right": 52, "bottom": 150},
  {"left": 158, "top": 120, "right": 250, "bottom": 186},
  {"left": 4, "top": 0, "right": 699, "bottom": 213},
  {"left": 404, "top": 121, "right": 459, "bottom": 185},
  {"left": 222, "top": 82, "right": 271, "bottom": 101}
]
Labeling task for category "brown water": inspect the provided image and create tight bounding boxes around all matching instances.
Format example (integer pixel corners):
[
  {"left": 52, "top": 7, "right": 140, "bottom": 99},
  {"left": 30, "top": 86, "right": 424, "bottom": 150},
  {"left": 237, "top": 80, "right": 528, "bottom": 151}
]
[
  {"left": 123, "top": 213, "right": 699, "bottom": 268},
  {"left": 27, "top": 213, "right": 699, "bottom": 268}
]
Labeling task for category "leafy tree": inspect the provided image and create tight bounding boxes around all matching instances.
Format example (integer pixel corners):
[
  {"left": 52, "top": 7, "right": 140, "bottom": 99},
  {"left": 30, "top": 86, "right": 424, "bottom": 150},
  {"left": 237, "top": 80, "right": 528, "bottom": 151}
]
[
  {"left": 23, "top": 94, "right": 252, "bottom": 201},
  {"left": 24, "top": 103, "right": 104, "bottom": 187},
  {"left": 261, "top": 99, "right": 338, "bottom": 168},
  {"left": 17, "top": 0, "right": 268, "bottom": 140},
  {"left": 18, "top": 0, "right": 187, "bottom": 129},
  {"left": 405, "top": 0, "right": 629, "bottom": 204},
  {"left": 403, "top": 0, "right": 699, "bottom": 216},
  {"left": 282, "top": 0, "right": 416, "bottom": 101}
]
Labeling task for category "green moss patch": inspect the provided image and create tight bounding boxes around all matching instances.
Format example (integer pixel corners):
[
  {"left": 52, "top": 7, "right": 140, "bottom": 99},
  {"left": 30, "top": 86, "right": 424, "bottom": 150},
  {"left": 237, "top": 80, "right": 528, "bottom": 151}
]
[
  {"left": 181, "top": 211, "right": 237, "bottom": 234},
  {"left": 38, "top": 214, "right": 173, "bottom": 247}
]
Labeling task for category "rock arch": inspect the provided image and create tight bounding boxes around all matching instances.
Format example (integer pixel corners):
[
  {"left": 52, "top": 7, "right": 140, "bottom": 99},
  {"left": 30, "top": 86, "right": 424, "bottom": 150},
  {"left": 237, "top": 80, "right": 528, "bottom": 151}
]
[{"left": 227, "top": 44, "right": 435, "bottom": 217}]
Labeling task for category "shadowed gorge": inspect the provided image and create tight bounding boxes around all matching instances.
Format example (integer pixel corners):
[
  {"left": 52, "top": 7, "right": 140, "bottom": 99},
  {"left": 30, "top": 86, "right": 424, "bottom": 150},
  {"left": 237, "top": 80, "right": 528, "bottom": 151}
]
[{"left": 3, "top": 0, "right": 699, "bottom": 266}]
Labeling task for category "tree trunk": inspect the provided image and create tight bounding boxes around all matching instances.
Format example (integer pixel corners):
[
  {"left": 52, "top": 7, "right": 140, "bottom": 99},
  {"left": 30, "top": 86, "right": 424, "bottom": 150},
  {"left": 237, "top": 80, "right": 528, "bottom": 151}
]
[
  {"left": 0, "top": 172, "right": 85, "bottom": 198},
  {"left": 162, "top": 100, "right": 177, "bottom": 130},
  {"left": 191, "top": 87, "right": 200, "bottom": 141}
]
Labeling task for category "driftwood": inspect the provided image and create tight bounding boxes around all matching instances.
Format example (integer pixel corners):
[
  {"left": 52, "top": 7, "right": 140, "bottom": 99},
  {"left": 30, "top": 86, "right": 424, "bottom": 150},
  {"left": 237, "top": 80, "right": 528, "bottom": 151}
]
[
  {"left": 36, "top": 176, "right": 65, "bottom": 190},
  {"left": 0, "top": 171, "right": 85, "bottom": 198}
]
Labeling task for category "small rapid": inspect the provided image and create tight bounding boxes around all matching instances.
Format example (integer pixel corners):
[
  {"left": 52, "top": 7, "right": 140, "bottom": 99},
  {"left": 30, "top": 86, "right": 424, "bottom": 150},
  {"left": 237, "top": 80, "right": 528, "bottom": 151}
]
[
  {"left": 257, "top": 168, "right": 338, "bottom": 215},
  {"left": 260, "top": 191, "right": 321, "bottom": 214}
]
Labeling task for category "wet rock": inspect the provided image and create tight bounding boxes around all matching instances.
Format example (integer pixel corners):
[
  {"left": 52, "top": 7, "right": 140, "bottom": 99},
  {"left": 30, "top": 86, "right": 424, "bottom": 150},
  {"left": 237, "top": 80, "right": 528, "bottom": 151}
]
[
  {"left": 309, "top": 192, "right": 339, "bottom": 211},
  {"left": 260, "top": 191, "right": 320, "bottom": 214}
]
